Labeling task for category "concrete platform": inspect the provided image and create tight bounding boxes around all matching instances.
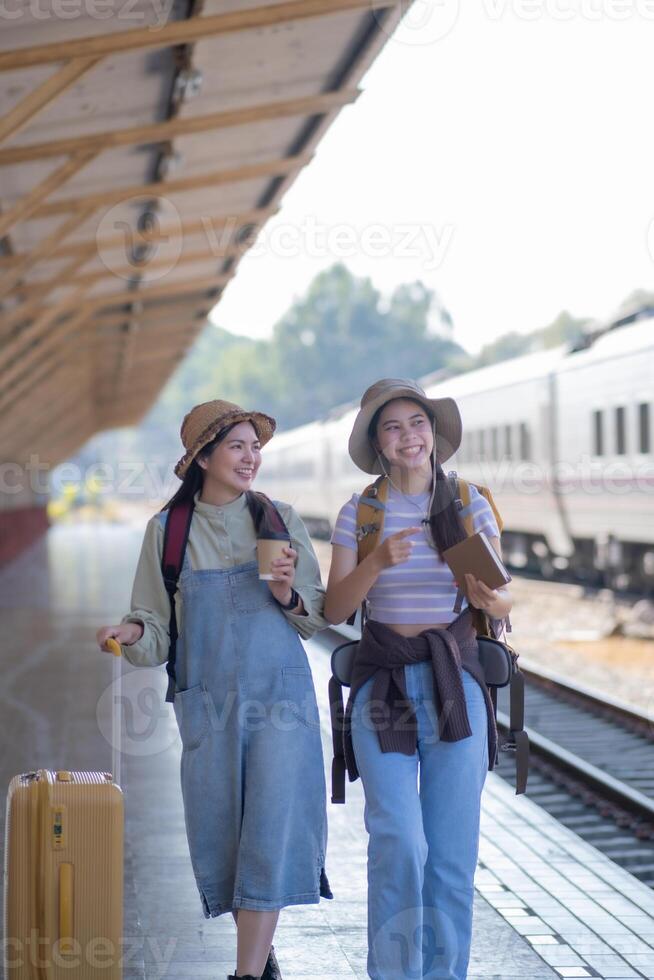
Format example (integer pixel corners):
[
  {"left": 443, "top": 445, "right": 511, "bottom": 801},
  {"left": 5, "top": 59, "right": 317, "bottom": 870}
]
[{"left": 1, "top": 521, "right": 652, "bottom": 978}]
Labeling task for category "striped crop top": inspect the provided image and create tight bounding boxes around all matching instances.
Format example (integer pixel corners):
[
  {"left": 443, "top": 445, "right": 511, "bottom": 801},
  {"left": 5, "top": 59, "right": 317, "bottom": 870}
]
[{"left": 330, "top": 483, "right": 501, "bottom": 626}]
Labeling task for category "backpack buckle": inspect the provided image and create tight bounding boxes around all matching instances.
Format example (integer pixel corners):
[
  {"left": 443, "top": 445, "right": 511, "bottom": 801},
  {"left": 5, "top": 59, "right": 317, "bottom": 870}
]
[{"left": 355, "top": 523, "right": 377, "bottom": 541}]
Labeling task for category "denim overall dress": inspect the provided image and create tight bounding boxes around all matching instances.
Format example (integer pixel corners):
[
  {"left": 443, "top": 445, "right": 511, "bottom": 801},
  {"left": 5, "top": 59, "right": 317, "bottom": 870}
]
[{"left": 159, "top": 512, "right": 332, "bottom": 918}]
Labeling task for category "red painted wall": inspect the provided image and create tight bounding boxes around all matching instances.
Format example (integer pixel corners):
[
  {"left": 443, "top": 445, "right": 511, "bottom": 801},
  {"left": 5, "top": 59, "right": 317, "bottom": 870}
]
[{"left": 0, "top": 506, "right": 49, "bottom": 566}]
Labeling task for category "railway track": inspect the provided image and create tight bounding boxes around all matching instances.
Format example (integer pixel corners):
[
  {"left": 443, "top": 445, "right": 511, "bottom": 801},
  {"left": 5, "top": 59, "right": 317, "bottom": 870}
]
[{"left": 317, "top": 625, "right": 654, "bottom": 888}]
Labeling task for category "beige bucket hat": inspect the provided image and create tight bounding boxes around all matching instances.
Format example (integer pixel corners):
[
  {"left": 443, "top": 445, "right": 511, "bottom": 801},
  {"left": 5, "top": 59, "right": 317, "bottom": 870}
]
[
  {"left": 174, "top": 399, "right": 276, "bottom": 479},
  {"left": 348, "top": 378, "right": 462, "bottom": 474}
]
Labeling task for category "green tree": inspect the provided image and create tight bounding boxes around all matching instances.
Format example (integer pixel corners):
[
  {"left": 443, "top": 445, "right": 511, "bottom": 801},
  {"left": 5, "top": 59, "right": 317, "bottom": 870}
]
[{"left": 267, "top": 264, "right": 464, "bottom": 427}]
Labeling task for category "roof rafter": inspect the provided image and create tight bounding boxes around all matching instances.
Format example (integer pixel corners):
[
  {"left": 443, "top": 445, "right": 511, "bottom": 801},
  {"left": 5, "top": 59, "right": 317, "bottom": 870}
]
[
  {"left": 0, "top": 90, "right": 358, "bottom": 167},
  {"left": 30, "top": 154, "right": 312, "bottom": 220},
  {"left": 0, "top": 56, "right": 103, "bottom": 145},
  {"left": 0, "top": 0, "right": 399, "bottom": 71}
]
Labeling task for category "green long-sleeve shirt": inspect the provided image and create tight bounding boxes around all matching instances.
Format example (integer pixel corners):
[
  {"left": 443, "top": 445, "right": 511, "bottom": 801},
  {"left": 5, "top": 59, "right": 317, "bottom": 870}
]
[{"left": 121, "top": 491, "right": 327, "bottom": 668}]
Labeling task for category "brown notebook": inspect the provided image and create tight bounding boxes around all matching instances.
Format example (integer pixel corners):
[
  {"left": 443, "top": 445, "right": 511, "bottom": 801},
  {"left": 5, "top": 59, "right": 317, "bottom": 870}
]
[{"left": 442, "top": 531, "right": 512, "bottom": 590}]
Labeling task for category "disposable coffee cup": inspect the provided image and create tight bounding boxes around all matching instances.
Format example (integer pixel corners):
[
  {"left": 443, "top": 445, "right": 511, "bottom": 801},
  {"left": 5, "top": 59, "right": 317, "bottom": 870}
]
[{"left": 257, "top": 533, "right": 290, "bottom": 580}]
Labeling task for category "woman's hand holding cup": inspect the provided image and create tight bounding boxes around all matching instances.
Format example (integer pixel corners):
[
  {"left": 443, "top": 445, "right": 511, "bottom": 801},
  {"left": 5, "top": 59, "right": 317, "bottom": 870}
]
[
  {"left": 264, "top": 545, "right": 298, "bottom": 606},
  {"left": 256, "top": 534, "right": 297, "bottom": 605}
]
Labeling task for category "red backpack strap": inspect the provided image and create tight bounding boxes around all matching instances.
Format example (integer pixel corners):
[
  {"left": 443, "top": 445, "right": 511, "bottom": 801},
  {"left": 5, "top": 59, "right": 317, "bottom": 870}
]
[{"left": 161, "top": 498, "right": 195, "bottom": 704}]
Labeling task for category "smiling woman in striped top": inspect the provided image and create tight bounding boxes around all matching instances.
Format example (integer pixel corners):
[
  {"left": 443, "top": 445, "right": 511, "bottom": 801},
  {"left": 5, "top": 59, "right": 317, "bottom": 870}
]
[{"left": 325, "top": 378, "right": 513, "bottom": 980}]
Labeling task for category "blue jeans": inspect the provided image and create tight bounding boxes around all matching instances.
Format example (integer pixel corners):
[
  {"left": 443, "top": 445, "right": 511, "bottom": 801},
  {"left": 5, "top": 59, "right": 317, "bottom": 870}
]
[{"left": 351, "top": 660, "right": 488, "bottom": 980}]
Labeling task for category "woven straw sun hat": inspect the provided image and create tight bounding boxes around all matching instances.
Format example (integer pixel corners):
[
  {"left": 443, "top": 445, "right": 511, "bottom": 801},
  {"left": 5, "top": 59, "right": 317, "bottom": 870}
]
[
  {"left": 174, "top": 399, "right": 276, "bottom": 479},
  {"left": 348, "top": 378, "right": 462, "bottom": 475}
]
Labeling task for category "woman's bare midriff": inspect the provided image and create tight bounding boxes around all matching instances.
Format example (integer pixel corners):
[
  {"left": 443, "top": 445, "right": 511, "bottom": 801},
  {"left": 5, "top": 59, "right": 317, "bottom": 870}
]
[{"left": 382, "top": 622, "right": 452, "bottom": 638}]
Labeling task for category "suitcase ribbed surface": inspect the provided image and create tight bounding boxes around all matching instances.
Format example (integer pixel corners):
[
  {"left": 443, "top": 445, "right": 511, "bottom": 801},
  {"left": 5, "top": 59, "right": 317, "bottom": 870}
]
[{"left": 4, "top": 769, "right": 124, "bottom": 979}]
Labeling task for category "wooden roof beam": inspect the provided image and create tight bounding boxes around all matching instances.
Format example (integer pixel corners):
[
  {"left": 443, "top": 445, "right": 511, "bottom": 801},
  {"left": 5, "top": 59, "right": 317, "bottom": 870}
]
[
  {"left": 0, "top": 90, "right": 359, "bottom": 166},
  {"left": 85, "top": 272, "right": 232, "bottom": 314},
  {"left": 3, "top": 262, "right": 229, "bottom": 339},
  {"left": 0, "top": 207, "right": 95, "bottom": 301},
  {"left": 95, "top": 322, "right": 204, "bottom": 341},
  {"left": 2, "top": 246, "right": 96, "bottom": 332},
  {"left": 0, "top": 148, "right": 97, "bottom": 238},
  {"left": 93, "top": 307, "right": 208, "bottom": 331},
  {"left": 15, "top": 243, "right": 245, "bottom": 301},
  {"left": 0, "top": 56, "right": 103, "bottom": 145},
  {"left": 31, "top": 154, "right": 311, "bottom": 220},
  {"left": 0, "top": 349, "right": 70, "bottom": 420},
  {"left": 0, "top": 206, "right": 276, "bottom": 266},
  {"left": 12, "top": 398, "right": 96, "bottom": 465},
  {"left": 0, "top": 362, "right": 90, "bottom": 446},
  {"left": 0, "top": 300, "right": 90, "bottom": 391},
  {"left": 0, "top": 0, "right": 399, "bottom": 71}
]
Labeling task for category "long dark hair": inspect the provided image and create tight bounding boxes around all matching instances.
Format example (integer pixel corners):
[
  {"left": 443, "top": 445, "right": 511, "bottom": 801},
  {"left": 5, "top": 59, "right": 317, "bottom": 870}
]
[
  {"left": 368, "top": 398, "right": 467, "bottom": 560},
  {"left": 162, "top": 419, "right": 258, "bottom": 512}
]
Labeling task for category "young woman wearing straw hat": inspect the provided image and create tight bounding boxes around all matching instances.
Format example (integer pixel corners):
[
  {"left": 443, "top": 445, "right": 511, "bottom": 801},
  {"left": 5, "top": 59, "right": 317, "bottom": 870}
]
[
  {"left": 325, "top": 379, "right": 513, "bottom": 980},
  {"left": 96, "top": 400, "right": 332, "bottom": 980}
]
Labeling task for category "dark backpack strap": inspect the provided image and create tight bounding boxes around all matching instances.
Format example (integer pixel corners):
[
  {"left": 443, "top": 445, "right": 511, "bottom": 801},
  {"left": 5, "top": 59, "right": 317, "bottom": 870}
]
[
  {"left": 328, "top": 675, "right": 346, "bottom": 804},
  {"left": 161, "top": 499, "right": 195, "bottom": 704},
  {"left": 497, "top": 664, "right": 529, "bottom": 794},
  {"left": 509, "top": 668, "right": 529, "bottom": 794}
]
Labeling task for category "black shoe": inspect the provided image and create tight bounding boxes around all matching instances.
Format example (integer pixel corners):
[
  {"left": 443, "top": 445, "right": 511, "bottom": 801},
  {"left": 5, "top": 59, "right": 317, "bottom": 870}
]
[
  {"left": 227, "top": 975, "right": 260, "bottom": 979},
  {"left": 261, "top": 946, "right": 282, "bottom": 980}
]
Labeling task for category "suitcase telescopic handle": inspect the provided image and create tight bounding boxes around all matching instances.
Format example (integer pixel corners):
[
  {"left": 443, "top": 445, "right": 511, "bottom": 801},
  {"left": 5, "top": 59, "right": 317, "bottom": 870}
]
[{"left": 103, "top": 637, "right": 122, "bottom": 787}]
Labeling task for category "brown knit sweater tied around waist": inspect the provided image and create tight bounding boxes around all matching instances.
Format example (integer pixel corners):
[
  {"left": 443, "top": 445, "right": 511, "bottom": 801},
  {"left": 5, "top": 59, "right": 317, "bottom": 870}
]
[{"left": 342, "top": 607, "right": 498, "bottom": 783}]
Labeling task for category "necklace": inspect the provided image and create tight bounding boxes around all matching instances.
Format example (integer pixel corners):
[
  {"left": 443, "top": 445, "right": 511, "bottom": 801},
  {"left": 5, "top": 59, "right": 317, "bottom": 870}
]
[{"left": 388, "top": 482, "right": 431, "bottom": 526}]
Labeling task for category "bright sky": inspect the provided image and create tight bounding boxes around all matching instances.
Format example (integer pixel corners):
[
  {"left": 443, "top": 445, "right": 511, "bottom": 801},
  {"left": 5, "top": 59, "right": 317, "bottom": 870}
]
[{"left": 211, "top": 1, "right": 654, "bottom": 355}]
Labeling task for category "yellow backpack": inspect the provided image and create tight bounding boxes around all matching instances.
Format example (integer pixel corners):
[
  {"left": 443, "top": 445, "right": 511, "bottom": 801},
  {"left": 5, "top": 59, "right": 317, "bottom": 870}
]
[
  {"left": 351, "top": 472, "right": 505, "bottom": 639},
  {"left": 328, "top": 472, "right": 528, "bottom": 802}
]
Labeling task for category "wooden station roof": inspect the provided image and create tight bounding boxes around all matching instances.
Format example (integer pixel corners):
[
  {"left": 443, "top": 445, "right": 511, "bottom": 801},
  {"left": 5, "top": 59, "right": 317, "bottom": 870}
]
[{"left": 0, "top": 0, "right": 405, "bottom": 472}]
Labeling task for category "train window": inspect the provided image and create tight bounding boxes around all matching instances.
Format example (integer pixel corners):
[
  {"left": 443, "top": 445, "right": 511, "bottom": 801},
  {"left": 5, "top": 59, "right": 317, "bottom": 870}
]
[
  {"left": 477, "top": 429, "right": 485, "bottom": 458},
  {"left": 615, "top": 406, "right": 626, "bottom": 455},
  {"left": 504, "top": 424, "right": 512, "bottom": 460},
  {"left": 490, "top": 427, "right": 499, "bottom": 460},
  {"left": 638, "top": 403, "right": 650, "bottom": 453},
  {"left": 592, "top": 409, "right": 603, "bottom": 456},
  {"left": 518, "top": 422, "right": 531, "bottom": 461}
]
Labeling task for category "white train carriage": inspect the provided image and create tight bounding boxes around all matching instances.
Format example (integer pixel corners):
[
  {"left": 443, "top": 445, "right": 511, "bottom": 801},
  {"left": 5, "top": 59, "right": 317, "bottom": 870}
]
[
  {"left": 552, "top": 317, "right": 654, "bottom": 587},
  {"left": 258, "top": 311, "right": 654, "bottom": 592}
]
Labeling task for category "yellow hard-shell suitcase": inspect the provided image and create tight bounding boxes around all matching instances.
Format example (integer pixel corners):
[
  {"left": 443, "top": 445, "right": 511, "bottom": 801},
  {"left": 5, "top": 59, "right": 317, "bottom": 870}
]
[{"left": 3, "top": 639, "right": 124, "bottom": 979}]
